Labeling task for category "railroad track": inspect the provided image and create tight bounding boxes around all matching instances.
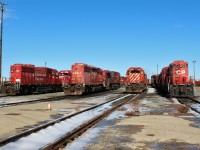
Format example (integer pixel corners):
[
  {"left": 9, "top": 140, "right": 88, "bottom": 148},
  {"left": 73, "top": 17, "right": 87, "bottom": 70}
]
[
  {"left": 0, "top": 90, "right": 116, "bottom": 108},
  {"left": 177, "top": 97, "right": 200, "bottom": 114},
  {"left": 0, "top": 95, "right": 68, "bottom": 108},
  {"left": 0, "top": 93, "right": 138, "bottom": 150}
]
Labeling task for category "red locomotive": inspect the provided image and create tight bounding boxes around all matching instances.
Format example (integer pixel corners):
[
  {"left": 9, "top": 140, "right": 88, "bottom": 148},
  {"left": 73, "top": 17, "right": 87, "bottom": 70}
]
[
  {"left": 157, "top": 60, "right": 194, "bottom": 97},
  {"left": 151, "top": 74, "right": 158, "bottom": 87},
  {"left": 58, "top": 70, "right": 71, "bottom": 86},
  {"left": 125, "top": 67, "right": 147, "bottom": 93},
  {"left": 63, "top": 63, "right": 105, "bottom": 95},
  {"left": 103, "top": 70, "right": 120, "bottom": 90},
  {"left": 195, "top": 80, "right": 200, "bottom": 86},
  {"left": 63, "top": 63, "right": 121, "bottom": 95},
  {"left": 120, "top": 76, "right": 126, "bottom": 86},
  {"left": 1, "top": 64, "right": 62, "bottom": 95},
  {"left": 157, "top": 66, "right": 169, "bottom": 93}
]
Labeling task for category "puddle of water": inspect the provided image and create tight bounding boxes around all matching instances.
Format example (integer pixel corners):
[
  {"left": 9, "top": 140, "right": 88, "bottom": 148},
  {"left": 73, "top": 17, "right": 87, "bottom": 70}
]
[
  {"left": 50, "top": 113, "right": 64, "bottom": 119},
  {"left": 171, "top": 112, "right": 195, "bottom": 117},
  {"left": 53, "top": 108, "right": 75, "bottom": 113},
  {"left": 70, "top": 102, "right": 86, "bottom": 105},
  {"left": 149, "top": 112, "right": 164, "bottom": 115},
  {"left": 5, "top": 113, "right": 21, "bottom": 115},
  {"left": 141, "top": 99, "right": 151, "bottom": 105},
  {"left": 16, "top": 125, "right": 33, "bottom": 132},
  {"left": 146, "top": 134, "right": 155, "bottom": 136},
  {"left": 20, "top": 109, "right": 47, "bottom": 112},
  {"left": 109, "top": 135, "right": 134, "bottom": 144},
  {"left": 79, "top": 106, "right": 90, "bottom": 110},
  {"left": 16, "top": 120, "right": 52, "bottom": 133},
  {"left": 87, "top": 103, "right": 97, "bottom": 106},
  {"left": 147, "top": 140, "right": 200, "bottom": 150},
  {"left": 182, "top": 116, "right": 200, "bottom": 129},
  {"left": 112, "top": 125, "right": 144, "bottom": 135},
  {"left": 138, "top": 106, "right": 157, "bottom": 113}
]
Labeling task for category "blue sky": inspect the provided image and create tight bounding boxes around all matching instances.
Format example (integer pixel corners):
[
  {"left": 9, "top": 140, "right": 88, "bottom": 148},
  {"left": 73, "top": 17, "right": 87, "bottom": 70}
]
[{"left": 2, "top": 0, "right": 200, "bottom": 79}]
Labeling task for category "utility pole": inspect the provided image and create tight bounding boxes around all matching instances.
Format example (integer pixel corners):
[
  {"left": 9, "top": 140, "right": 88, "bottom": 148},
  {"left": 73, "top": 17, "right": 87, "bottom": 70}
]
[
  {"left": 0, "top": 2, "right": 6, "bottom": 83},
  {"left": 45, "top": 62, "right": 47, "bottom": 67}
]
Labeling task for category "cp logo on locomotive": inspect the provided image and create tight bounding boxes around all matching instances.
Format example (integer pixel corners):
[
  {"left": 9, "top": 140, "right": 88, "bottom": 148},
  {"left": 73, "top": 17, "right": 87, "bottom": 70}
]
[{"left": 176, "top": 70, "right": 185, "bottom": 75}]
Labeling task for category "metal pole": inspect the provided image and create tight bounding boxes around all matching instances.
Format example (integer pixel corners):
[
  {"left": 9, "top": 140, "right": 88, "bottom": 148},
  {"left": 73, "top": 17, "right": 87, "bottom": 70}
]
[
  {"left": 193, "top": 60, "right": 196, "bottom": 87},
  {"left": 45, "top": 62, "right": 47, "bottom": 67},
  {"left": 157, "top": 64, "right": 158, "bottom": 75},
  {"left": 0, "top": 2, "right": 6, "bottom": 84}
]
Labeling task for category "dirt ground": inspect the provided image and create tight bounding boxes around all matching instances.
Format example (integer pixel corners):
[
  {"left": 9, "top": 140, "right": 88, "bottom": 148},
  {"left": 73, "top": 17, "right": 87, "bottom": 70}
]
[
  {"left": 66, "top": 87, "right": 200, "bottom": 150},
  {"left": 194, "top": 86, "right": 200, "bottom": 97}
]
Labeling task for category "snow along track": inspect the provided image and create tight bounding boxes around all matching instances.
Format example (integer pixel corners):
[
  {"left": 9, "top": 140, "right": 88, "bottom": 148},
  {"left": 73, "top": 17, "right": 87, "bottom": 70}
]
[{"left": 177, "top": 97, "right": 200, "bottom": 114}]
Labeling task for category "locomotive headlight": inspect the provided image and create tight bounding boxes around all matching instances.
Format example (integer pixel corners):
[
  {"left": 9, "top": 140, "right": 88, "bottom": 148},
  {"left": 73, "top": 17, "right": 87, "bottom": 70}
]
[{"left": 16, "top": 79, "right": 21, "bottom": 82}]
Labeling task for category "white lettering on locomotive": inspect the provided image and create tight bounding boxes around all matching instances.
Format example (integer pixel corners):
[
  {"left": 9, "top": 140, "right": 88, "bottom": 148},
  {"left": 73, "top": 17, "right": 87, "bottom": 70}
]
[
  {"left": 35, "top": 73, "right": 46, "bottom": 76},
  {"left": 182, "top": 70, "right": 185, "bottom": 74},
  {"left": 73, "top": 72, "right": 81, "bottom": 75},
  {"left": 36, "top": 78, "right": 44, "bottom": 81}
]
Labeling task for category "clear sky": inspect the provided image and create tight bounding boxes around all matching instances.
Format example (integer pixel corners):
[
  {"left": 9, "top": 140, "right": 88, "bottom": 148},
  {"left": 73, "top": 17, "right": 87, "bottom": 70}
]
[{"left": 2, "top": 0, "right": 200, "bottom": 79}]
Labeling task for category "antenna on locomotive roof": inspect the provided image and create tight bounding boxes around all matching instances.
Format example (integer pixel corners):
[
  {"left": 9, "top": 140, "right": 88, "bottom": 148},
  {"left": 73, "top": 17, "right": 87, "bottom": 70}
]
[{"left": 0, "top": 1, "right": 7, "bottom": 83}]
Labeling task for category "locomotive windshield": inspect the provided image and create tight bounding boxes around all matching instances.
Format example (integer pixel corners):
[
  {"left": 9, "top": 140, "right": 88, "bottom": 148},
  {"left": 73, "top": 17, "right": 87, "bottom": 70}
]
[
  {"left": 172, "top": 64, "right": 188, "bottom": 68},
  {"left": 131, "top": 70, "right": 140, "bottom": 73},
  {"left": 127, "top": 69, "right": 140, "bottom": 75}
]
